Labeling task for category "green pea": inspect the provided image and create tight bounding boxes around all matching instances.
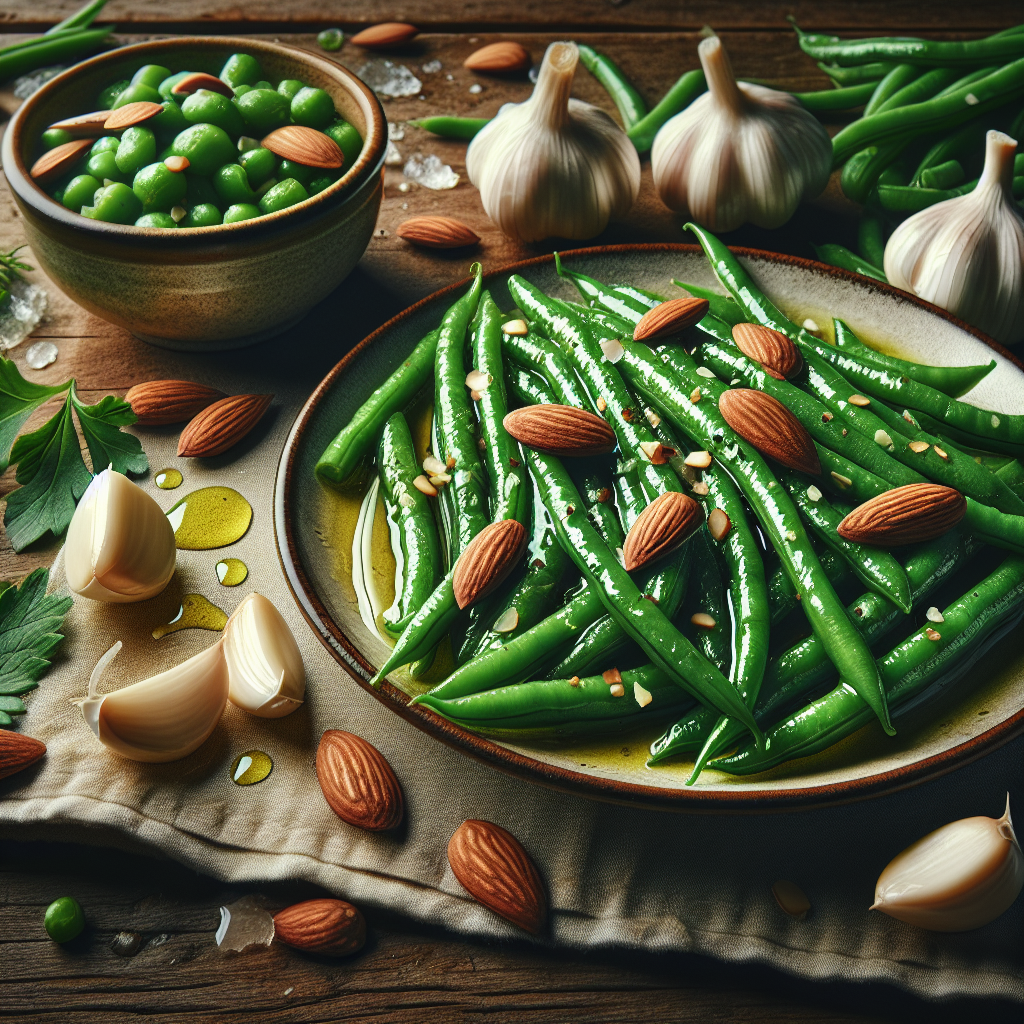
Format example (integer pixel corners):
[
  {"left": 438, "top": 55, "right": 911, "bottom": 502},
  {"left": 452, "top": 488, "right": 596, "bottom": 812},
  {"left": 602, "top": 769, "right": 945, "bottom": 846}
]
[
  {"left": 277, "top": 159, "right": 315, "bottom": 187},
  {"left": 82, "top": 182, "right": 143, "bottom": 224},
  {"left": 150, "top": 99, "right": 190, "bottom": 141},
  {"left": 223, "top": 202, "right": 262, "bottom": 223},
  {"left": 158, "top": 71, "right": 194, "bottom": 102},
  {"left": 220, "top": 53, "right": 263, "bottom": 89},
  {"left": 90, "top": 136, "right": 120, "bottom": 155},
  {"left": 42, "top": 128, "right": 74, "bottom": 149},
  {"left": 170, "top": 124, "right": 236, "bottom": 176},
  {"left": 259, "top": 177, "right": 309, "bottom": 214},
  {"left": 97, "top": 79, "right": 128, "bottom": 109},
  {"left": 324, "top": 120, "right": 362, "bottom": 166},
  {"left": 131, "top": 64, "right": 172, "bottom": 90},
  {"left": 318, "top": 28, "right": 344, "bottom": 52},
  {"left": 115, "top": 126, "right": 157, "bottom": 176},
  {"left": 290, "top": 87, "right": 335, "bottom": 130},
  {"left": 62, "top": 174, "right": 101, "bottom": 213},
  {"left": 277, "top": 79, "right": 304, "bottom": 101},
  {"left": 234, "top": 88, "right": 290, "bottom": 134},
  {"left": 238, "top": 146, "right": 278, "bottom": 187},
  {"left": 112, "top": 82, "right": 162, "bottom": 108},
  {"left": 44, "top": 897, "right": 85, "bottom": 944},
  {"left": 135, "top": 212, "right": 178, "bottom": 228},
  {"left": 233, "top": 84, "right": 252, "bottom": 98},
  {"left": 212, "top": 162, "right": 256, "bottom": 205},
  {"left": 184, "top": 174, "right": 220, "bottom": 207},
  {"left": 133, "top": 161, "right": 188, "bottom": 213},
  {"left": 86, "top": 149, "right": 128, "bottom": 184},
  {"left": 253, "top": 80, "right": 273, "bottom": 91},
  {"left": 182, "top": 202, "right": 222, "bottom": 227},
  {"left": 308, "top": 173, "right": 336, "bottom": 195},
  {"left": 181, "top": 90, "right": 245, "bottom": 136}
]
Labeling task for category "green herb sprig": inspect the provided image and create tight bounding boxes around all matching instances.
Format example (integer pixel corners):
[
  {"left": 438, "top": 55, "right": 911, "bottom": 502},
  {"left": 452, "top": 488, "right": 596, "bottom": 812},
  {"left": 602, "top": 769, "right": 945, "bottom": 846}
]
[{"left": 0, "top": 246, "right": 33, "bottom": 311}]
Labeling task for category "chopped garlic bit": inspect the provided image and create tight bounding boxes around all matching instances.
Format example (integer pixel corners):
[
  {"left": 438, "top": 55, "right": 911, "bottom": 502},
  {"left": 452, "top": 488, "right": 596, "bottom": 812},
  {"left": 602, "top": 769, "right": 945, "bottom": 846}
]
[
  {"left": 599, "top": 338, "right": 625, "bottom": 363},
  {"left": 597, "top": 396, "right": 608, "bottom": 412},
  {"left": 874, "top": 429, "right": 893, "bottom": 447},
  {"left": 785, "top": 529, "right": 797, "bottom": 542},
  {"left": 806, "top": 485, "right": 822, "bottom": 502},
  {"left": 413, "top": 474, "right": 438, "bottom": 496},
  {"left": 689, "top": 387, "right": 702, "bottom": 403},
  {"left": 609, "top": 683, "right": 625, "bottom": 697},
  {"left": 423, "top": 455, "right": 447, "bottom": 475},
  {"left": 492, "top": 607, "right": 519, "bottom": 633},
  {"left": 633, "top": 681, "right": 653, "bottom": 707},
  {"left": 707, "top": 507, "right": 731, "bottom": 541},
  {"left": 429, "top": 472, "right": 452, "bottom": 485},
  {"left": 690, "top": 612, "right": 716, "bottom": 629},
  {"left": 644, "top": 407, "right": 661, "bottom": 428},
  {"left": 908, "top": 440, "right": 930, "bottom": 453},
  {"left": 691, "top": 480, "right": 709, "bottom": 496},
  {"left": 399, "top": 493, "right": 416, "bottom": 508},
  {"left": 696, "top": 366, "right": 717, "bottom": 379},
  {"left": 831, "top": 471, "right": 852, "bottom": 488},
  {"left": 926, "top": 607, "right": 945, "bottom": 623},
  {"left": 465, "top": 369, "right": 490, "bottom": 391},
  {"left": 502, "top": 319, "right": 528, "bottom": 336},
  {"left": 684, "top": 450, "right": 712, "bottom": 468},
  {"left": 802, "top": 318, "right": 820, "bottom": 333},
  {"left": 934, "top": 445, "right": 949, "bottom": 460},
  {"left": 568, "top": 675, "right": 580, "bottom": 687}
]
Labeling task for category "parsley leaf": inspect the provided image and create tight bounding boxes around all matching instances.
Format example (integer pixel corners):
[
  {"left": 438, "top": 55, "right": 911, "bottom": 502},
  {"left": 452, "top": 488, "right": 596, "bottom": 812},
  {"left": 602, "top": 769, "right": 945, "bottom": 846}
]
[
  {"left": 0, "top": 567, "right": 73, "bottom": 725},
  {"left": 73, "top": 390, "right": 148, "bottom": 476},
  {"left": 0, "top": 356, "right": 69, "bottom": 474}
]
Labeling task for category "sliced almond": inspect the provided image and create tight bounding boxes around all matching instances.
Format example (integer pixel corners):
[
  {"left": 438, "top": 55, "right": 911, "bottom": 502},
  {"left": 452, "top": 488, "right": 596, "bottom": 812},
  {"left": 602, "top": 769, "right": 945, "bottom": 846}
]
[
  {"left": 684, "top": 450, "right": 712, "bottom": 469},
  {"left": 350, "top": 22, "right": 419, "bottom": 48},
  {"left": 48, "top": 109, "right": 111, "bottom": 137},
  {"left": 502, "top": 319, "right": 528, "bottom": 336},
  {"left": 104, "top": 101, "right": 164, "bottom": 132},
  {"left": 633, "top": 681, "right": 653, "bottom": 707},
  {"left": 908, "top": 440, "right": 930, "bottom": 453},
  {"left": 397, "top": 216, "right": 480, "bottom": 249},
  {"left": 718, "top": 389, "right": 820, "bottom": 476},
  {"left": 633, "top": 297, "right": 709, "bottom": 343},
  {"left": 464, "top": 41, "right": 530, "bottom": 73},
  {"left": 707, "top": 508, "right": 731, "bottom": 541},
  {"left": 689, "top": 387, "right": 702, "bottom": 403},
  {"left": 622, "top": 492, "right": 704, "bottom": 572},
  {"left": 30, "top": 138, "right": 93, "bottom": 184},
  {"left": 452, "top": 519, "right": 527, "bottom": 609},
  {"left": 837, "top": 483, "right": 966, "bottom": 546},
  {"left": 848, "top": 394, "right": 871, "bottom": 407},
  {"left": 413, "top": 475, "right": 438, "bottom": 496},
  {"left": 423, "top": 455, "right": 447, "bottom": 475},
  {"left": 933, "top": 445, "right": 949, "bottom": 460},
  {"left": 428, "top": 472, "right": 451, "bottom": 485},
  {"left": 170, "top": 72, "right": 234, "bottom": 98},
  {"left": 639, "top": 440, "right": 674, "bottom": 465},
  {"left": 503, "top": 404, "right": 616, "bottom": 457},
  {"left": 691, "top": 612, "right": 716, "bottom": 629},
  {"left": 732, "top": 323, "right": 803, "bottom": 380},
  {"left": 596, "top": 396, "right": 607, "bottom": 413},
  {"left": 925, "top": 627, "right": 942, "bottom": 641},
  {"left": 492, "top": 607, "right": 519, "bottom": 633},
  {"left": 262, "top": 125, "right": 344, "bottom": 169}
]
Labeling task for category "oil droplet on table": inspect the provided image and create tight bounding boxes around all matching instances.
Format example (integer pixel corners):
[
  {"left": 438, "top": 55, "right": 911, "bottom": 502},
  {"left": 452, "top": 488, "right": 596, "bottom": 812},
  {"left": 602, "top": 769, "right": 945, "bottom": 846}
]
[
  {"left": 154, "top": 467, "right": 183, "bottom": 489},
  {"left": 166, "top": 486, "right": 252, "bottom": 549},
  {"left": 216, "top": 557, "right": 248, "bottom": 586},
  {"left": 152, "top": 593, "right": 228, "bottom": 639},
  {"left": 230, "top": 750, "right": 273, "bottom": 786}
]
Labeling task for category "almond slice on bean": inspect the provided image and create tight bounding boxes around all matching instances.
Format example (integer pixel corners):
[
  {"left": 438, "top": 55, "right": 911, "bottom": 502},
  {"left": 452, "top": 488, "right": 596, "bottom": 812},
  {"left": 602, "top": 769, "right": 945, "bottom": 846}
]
[
  {"left": 622, "top": 492, "right": 704, "bottom": 572},
  {"left": 104, "top": 101, "right": 165, "bottom": 131},
  {"left": 30, "top": 138, "right": 93, "bottom": 183},
  {"left": 170, "top": 72, "right": 234, "bottom": 98},
  {"left": 633, "top": 297, "right": 709, "bottom": 343},
  {"left": 48, "top": 109, "right": 112, "bottom": 136},
  {"left": 707, "top": 508, "right": 731, "bottom": 541}
]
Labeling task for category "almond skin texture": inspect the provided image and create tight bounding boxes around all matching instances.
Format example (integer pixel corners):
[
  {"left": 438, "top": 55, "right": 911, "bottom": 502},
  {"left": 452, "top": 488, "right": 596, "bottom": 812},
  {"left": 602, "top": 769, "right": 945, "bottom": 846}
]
[
  {"left": 177, "top": 393, "right": 273, "bottom": 458},
  {"left": 453, "top": 519, "right": 527, "bottom": 609},
  {"left": 261, "top": 125, "right": 344, "bottom": 169},
  {"left": 0, "top": 732, "right": 46, "bottom": 781},
  {"left": 447, "top": 820, "right": 547, "bottom": 934},
  {"left": 103, "top": 101, "right": 164, "bottom": 131},
  {"left": 718, "top": 389, "right": 821, "bottom": 475},
  {"left": 48, "top": 109, "right": 111, "bottom": 136},
  {"left": 170, "top": 72, "right": 233, "bottom": 98},
  {"left": 316, "top": 730, "right": 404, "bottom": 831},
  {"left": 837, "top": 484, "right": 966, "bottom": 545},
  {"left": 464, "top": 41, "right": 531, "bottom": 72},
  {"left": 30, "top": 139, "right": 93, "bottom": 183},
  {"left": 503, "top": 404, "right": 616, "bottom": 457},
  {"left": 396, "top": 216, "right": 480, "bottom": 249},
  {"left": 633, "top": 297, "right": 710, "bottom": 343},
  {"left": 622, "top": 492, "right": 704, "bottom": 571},
  {"left": 273, "top": 898, "right": 366, "bottom": 956},
  {"left": 350, "top": 22, "right": 419, "bottom": 48},
  {"left": 732, "top": 323, "right": 803, "bottom": 380},
  {"left": 125, "top": 380, "right": 227, "bottom": 426}
]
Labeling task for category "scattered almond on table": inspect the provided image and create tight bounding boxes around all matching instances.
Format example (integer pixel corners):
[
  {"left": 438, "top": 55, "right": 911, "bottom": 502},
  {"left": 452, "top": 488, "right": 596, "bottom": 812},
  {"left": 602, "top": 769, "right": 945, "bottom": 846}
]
[
  {"left": 464, "top": 41, "right": 531, "bottom": 73},
  {"left": 396, "top": 216, "right": 480, "bottom": 249},
  {"left": 273, "top": 898, "right": 367, "bottom": 956},
  {"left": 125, "top": 380, "right": 227, "bottom": 425},
  {"left": 0, "top": 732, "right": 46, "bottom": 781},
  {"left": 349, "top": 22, "right": 419, "bottom": 49}
]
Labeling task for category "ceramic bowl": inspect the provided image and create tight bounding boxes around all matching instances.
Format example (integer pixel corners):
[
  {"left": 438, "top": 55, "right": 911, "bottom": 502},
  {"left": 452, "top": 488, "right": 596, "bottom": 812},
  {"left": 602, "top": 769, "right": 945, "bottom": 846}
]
[
  {"left": 2, "top": 37, "right": 387, "bottom": 351},
  {"left": 276, "top": 244, "right": 1024, "bottom": 811}
]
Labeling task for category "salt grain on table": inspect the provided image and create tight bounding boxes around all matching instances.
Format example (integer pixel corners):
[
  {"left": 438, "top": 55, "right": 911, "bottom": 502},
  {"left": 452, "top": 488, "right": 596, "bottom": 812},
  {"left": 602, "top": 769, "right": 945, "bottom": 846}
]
[
  {"left": 385, "top": 140, "right": 403, "bottom": 166},
  {"left": 25, "top": 340, "right": 58, "bottom": 369},
  {"left": 388, "top": 122, "right": 406, "bottom": 142},
  {"left": 403, "top": 153, "right": 460, "bottom": 190},
  {"left": 357, "top": 60, "right": 422, "bottom": 99},
  {"left": 421, "top": 59, "right": 443, "bottom": 74},
  {"left": 0, "top": 279, "right": 48, "bottom": 350}
]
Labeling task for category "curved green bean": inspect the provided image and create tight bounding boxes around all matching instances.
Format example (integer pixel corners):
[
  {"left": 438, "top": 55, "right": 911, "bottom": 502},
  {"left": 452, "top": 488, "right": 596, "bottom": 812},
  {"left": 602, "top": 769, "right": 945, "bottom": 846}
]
[
  {"left": 627, "top": 69, "right": 705, "bottom": 155},
  {"left": 812, "top": 243, "right": 887, "bottom": 282},
  {"left": 819, "top": 61, "right": 898, "bottom": 86},
  {"left": 863, "top": 64, "right": 921, "bottom": 115},
  {"left": 577, "top": 44, "right": 647, "bottom": 129}
]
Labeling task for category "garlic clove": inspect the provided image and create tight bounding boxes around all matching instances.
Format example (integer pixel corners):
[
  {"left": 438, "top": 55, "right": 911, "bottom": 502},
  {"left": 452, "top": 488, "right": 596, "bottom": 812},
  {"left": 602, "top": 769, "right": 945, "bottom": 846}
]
[
  {"left": 81, "top": 639, "right": 229, "bottom": 763},
  {"left": 65, "top": 468, "right": 176, "bottom": 603},
  {"left": 871, "top": 795, "right": 1024, "bottom": 931},
  {"left": 651, "top": 36, "right": 831, "bottom": 231},
  {"left": 884, "top": 130, "right": 1024, "bottom": 346},
  {"left": 222, "top": 593, "right": 305, "bottom": 718}
]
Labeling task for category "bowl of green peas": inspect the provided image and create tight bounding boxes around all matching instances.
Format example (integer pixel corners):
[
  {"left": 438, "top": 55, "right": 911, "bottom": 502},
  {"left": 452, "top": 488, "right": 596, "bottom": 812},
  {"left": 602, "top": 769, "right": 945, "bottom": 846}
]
[{"left": 2, "top": 37, "right": 387, "bottom": 350}]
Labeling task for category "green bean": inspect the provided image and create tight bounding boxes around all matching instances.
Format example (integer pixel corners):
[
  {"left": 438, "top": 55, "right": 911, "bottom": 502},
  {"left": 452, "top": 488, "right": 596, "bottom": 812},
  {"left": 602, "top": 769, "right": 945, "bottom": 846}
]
[
  {"left": 317, "top": 328, "right": 441, "bottom": 486},
  {"left": 878, "top": 173, "right": 1024, "bottom": 211},
  {"left": 627, "top": 69, "right": 705, "bottom": 155},
  {"left": 812, "top": 243, "right": 888, "bottom": 282},
  {"left": 577, "top": 44, "right": 647, "bottom": 129},
  {"left": 910, "top": 104, "right": 1020, "bottom": 183},
  {"left": 714, "top": 554, "right": 1024, "bottom": 776},
  {"left": 0, "top": 27, "right": 113, "bottom": 81},
  {"left": 840, "top": 139, "right": 908, "bottom": 203},
  {"left": 407, "top": 116, "right": 490, "bottom": 139},
  {"left": 49, "top": 0, "right": 109, "bottom": 33},
  {"left": 680, "top": 531, "right": 730, "bottom": 674},
  {"left": 996, "top": 460, "right": 1024, "bottom": 501},
  {"left": 793, "top": 82, "right": 878, "bottom": 111},
  {"left": 920, "top": 158, "right": 966, "bottom": 189},
  {"left": 670, "top": 281, "right": 746, "bottom": 327},
  {"left": 767, "top": 547, "right": 854, "bottom": 626},
  {"left": 508, "top": 364, "right": 555, "bottom": 407},
  {"left": 500, "top": 329, "right": 590, "bottom": 409},
  {"left": 819, "top": 61, "right": 898, "bottom": 86},
  {"left": 554, "top": 252, "right": 652, "bottom": 321},
  {"left": 863, "top": 64, "right": 921, "bottom": 115},
  {"left": 874, "top": 66, "right": 961, "bottom": 112},
  {"left": 857, "top": 213, "right": 887, "bottom": 269}
]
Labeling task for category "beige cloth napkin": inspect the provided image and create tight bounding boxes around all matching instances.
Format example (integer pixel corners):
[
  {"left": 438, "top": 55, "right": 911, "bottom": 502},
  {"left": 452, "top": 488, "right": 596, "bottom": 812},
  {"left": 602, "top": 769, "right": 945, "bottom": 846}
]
[{"left": 1, "top": 343, "right": 1020, "bottom": 1003}]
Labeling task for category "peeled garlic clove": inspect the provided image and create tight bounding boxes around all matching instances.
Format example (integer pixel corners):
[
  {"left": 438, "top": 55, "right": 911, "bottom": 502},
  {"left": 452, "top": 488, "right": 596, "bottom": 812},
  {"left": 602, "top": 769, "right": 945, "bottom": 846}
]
[
  {"left": 871, "top": 795, "right": 1024, "bottom": 932},
  {"left": 65, "top": 468, "right": 176, "bottom": 602},
  {"left": 81, "top": 640, "right": 228, "bottom": 763},
  {"left": 651, "top": 36, "right": 831, "bottom": 231},
  {"left": 223, "top": 593, "right": 305, "bottom": 718}
]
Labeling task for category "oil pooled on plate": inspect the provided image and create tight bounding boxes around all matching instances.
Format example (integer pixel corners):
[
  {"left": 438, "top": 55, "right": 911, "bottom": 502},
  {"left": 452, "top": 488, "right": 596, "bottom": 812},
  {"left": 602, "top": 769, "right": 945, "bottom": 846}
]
[
  {"left": 166, "top": 486, "right": 252, "bottom": 549},
  {"left": 216, "top": 557, "right": 248, "bottom": 586},
  {"left": 153, "top": 593, "right": 229, "bottom": 639}
]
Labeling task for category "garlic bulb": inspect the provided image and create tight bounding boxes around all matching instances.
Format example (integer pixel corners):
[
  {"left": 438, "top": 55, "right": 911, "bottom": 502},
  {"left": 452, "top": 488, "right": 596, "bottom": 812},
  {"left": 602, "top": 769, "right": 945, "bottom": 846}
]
[
  {"left": 651, "top": 36, "right": 831, "bottom": 231},
  {"left": 65, "top": 468, "right": 176, "bottom": 603},
  {"left": 466, "top": 41, "right": 640, "bottom": 241},
  {"left": 81, "top": 640, "right": 229, "bottom": 763},
  {"left": 222, "top": 592, "right": 305, "bottom": 718},
  {"left": 884, "top": 131, "right": 1024, "bottom": 346},
  {"left": 871, "top": 795, "right": 1023, "bottom": 931}
]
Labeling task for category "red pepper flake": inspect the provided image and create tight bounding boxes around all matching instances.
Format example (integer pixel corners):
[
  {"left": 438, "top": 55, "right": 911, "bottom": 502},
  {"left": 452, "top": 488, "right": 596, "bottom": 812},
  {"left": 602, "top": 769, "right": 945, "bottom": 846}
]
[
  {"left": 532, "top": 558, "right": 545, "bottom": 569},
  {"left": 643, "top": 594, "right": 658, "bottom": 604}
]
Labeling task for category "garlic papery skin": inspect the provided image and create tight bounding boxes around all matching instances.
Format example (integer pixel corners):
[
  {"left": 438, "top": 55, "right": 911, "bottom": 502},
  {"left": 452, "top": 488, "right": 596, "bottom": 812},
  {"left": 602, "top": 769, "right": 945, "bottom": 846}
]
[
  {"left": 81, "top": 640, "right": 229, "bottom": 763},
  {"left": 65, "top": 468, "right": 176, "bottom": 603},
  {"left": 884, "top": 131, "right": 1024, "bottom": 346},
  {"left": 466, "top": 41, "right": 640, "bottom": 241},
  {"left": 871, "top": 795, "right": 1023, "bottom": 931},
  {"left": 651, "top": 36, "right": 831, "bottom": 231},
  {"left": 223, "top": 593, "right": 305, "bottom": 718}
]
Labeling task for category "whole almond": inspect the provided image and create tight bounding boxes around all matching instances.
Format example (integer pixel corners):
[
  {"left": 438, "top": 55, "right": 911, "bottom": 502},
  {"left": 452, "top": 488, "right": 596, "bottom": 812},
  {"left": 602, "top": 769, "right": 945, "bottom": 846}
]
[
  {"left": 177, "top": 393, "right": 273, "bottom": 458},
  {"left": 622, "top": 492, "right": 704, "bottom": 571},
  {"left": 447, "top": 820, "right": 546, "bottom": 934},
  {"left": 0, "top": 732, "right": 46, "bottom": 781},
  {"left": 103, "top": 101, "right": 164, "bottom": 132},
  {"left": 396, "top": 216, "right": 479, "bottom": 249},
  {"left": 170, "top": 72, "right": 234, "bottom": 98},
  {"left": 503, "top": 404, "right": 616, "bottom": 457},
  {"left": 48, "top": 109, "right": 112, "bottom": 137},
  {"left": 316, "top": 730, "right": 404, "bottom": 831},
  {"left": 732, "top": 323, "right": 803, "bottom": 380},
  {"left": 350, "top": 22, "right": 419, "bottom": 48},
  {"left": 464, "top": 41, "right": 531, "bottom": 73},
  {"left": 633, "top": 297, "right": 710, "bottom": 343},
  {"left": 273, "top": 898, "right": 366, "bottom": 956},
  {"left": 261, "top": 125, "right": 344, "bottom": 169},
  {"left": 125, "top": 380, "right": 227, "bottom": 426},
  {"left": 30, "top": 139, "right": 93, "bottom": 184},
  {"left": 837, "top": 484, "right": 966, "bottom": 545},
  {"left": 718, "top": 389, "right": 820, "bottom": 475},
  {"left": 453, "top": 519, "right": 527, "bottom": 609}
]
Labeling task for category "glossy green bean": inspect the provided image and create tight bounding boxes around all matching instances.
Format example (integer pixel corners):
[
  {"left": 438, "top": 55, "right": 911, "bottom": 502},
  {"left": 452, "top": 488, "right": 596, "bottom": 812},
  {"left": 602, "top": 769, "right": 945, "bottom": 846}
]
[
  {"left": 878, "top": 173, "right": 1024, "bottom": 211},
  {"left": 767, "top": 547, "right": 854, "bottom": 625},
  {"left": 819, "top": 61, "right": 898, "bottom": 85},
  {"left": 0, "top": 27, "right": 113, "bottom": 80},
  {"left": 407, "top": 116, "right": 490, "bottom": 139},
  {"left": 857, "top": 214, "right": 887, "bottom": 269},
  {"left": 874, "top": 66, "right": 961, "bottom": 112},
  {"left": 627, "top": 69, "right": 705, "bottom": 155},
  {"left": 863, "top": 64, "right": 921, "bottom": 115},
  {"left": 680, "top": 531, "right": 730, "bottom": 674},
  {"left": 500, "top": 329, "right": 591, "bottom": 409},
  {"left": 793, "top": 82, "right": 878, "bottom": 110},
  {"left": 670, "top": 281, "right": 746, "bottom": 327},
  {"left": 554, "top": 252, "right": 652, "bottom": 321},
  {"left": 577, "top": 44, "right": 647, "bottom": 129},
  {"left": 920, "top": 158, "right": 966, "bottom": 189},
  {"left": 840, "top": 139, "right": 909, "bottom": 204},
  {"left": 812, "top": 243, "right": 888, "bottom": 282}
]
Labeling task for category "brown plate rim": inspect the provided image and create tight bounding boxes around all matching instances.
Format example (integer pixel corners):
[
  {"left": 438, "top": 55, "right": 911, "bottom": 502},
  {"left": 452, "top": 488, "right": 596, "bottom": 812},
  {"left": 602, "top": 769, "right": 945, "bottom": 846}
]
[{"left": 274, "top": 242, "right": 1024, "bottom": 813}]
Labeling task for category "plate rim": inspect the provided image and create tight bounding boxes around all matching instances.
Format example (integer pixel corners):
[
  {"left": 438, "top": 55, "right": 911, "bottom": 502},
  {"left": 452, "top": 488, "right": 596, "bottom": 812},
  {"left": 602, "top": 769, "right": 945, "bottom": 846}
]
[{"left": 275, "top": 242, "right": 1024, "bottom": 813}]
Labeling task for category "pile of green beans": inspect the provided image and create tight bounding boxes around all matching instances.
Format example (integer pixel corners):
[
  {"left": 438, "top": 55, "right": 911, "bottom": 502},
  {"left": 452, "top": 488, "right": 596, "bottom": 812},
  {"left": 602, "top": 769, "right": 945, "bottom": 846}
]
[
  {"left": 0, "top": 0, "right": 114, "bottom": 83},
  {"left": 316, "top": 225, "right": 1023, "bottom": 784}
]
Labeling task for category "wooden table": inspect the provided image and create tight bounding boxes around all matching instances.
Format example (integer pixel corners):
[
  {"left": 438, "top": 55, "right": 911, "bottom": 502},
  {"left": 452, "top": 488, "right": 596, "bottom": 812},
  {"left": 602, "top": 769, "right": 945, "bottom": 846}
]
[{"left": 1, "top": 4, "right": 1020, "bottom": 1021}]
